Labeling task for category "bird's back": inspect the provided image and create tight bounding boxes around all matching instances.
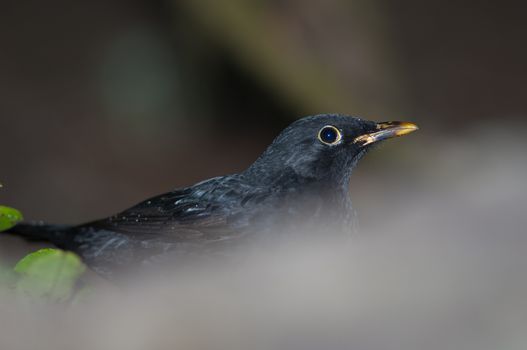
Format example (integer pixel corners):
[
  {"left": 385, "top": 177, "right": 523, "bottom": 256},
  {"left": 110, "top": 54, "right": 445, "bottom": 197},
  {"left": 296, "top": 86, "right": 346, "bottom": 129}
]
[{"left": 55, "top": 172, "right": 352, "bottom": 277}]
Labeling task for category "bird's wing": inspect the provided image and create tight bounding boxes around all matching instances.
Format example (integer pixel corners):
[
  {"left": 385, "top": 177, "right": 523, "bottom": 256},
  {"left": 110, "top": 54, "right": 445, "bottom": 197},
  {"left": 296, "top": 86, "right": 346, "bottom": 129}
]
[{"left": 84, "top": 176, "right": 266, "bottom": 242}]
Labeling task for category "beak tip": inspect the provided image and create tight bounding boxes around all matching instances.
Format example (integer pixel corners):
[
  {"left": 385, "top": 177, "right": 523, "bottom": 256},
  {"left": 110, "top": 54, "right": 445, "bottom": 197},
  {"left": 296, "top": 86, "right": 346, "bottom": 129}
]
[{"left": 397, "top": 122, "right": 419, "bottom": 135}]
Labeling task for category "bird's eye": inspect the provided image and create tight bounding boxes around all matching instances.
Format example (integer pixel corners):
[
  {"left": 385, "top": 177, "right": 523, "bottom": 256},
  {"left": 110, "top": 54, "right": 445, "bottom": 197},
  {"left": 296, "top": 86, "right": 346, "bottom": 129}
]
[{"left": 317, "top": 125, "right": 342, "bottom": 145}]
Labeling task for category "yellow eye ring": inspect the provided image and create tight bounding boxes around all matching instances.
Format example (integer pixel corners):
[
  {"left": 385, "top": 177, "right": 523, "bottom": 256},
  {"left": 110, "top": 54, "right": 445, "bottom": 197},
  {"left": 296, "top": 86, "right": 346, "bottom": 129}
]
[{"left": 317, "top": 125, "right": 342, "bottom": 145}]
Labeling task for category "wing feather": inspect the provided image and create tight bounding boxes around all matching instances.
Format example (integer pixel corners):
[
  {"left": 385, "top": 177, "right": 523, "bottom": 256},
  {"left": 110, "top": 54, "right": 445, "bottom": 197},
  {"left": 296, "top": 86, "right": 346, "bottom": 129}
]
[{"left": 84, "top": 176, "right": 264, "bottom": 242}]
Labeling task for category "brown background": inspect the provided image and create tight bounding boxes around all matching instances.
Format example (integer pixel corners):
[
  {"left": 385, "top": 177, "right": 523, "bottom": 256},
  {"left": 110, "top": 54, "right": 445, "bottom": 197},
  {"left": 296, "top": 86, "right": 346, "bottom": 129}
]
[{"left": 0, "top": 0, "right": 525, "bottom": 224}]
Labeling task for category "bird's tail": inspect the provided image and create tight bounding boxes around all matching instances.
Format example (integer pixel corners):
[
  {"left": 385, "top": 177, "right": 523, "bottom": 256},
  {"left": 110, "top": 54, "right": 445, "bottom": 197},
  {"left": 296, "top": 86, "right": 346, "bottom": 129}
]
[{"left": 6, "top": 222, "right": 73, "bottom": 248}]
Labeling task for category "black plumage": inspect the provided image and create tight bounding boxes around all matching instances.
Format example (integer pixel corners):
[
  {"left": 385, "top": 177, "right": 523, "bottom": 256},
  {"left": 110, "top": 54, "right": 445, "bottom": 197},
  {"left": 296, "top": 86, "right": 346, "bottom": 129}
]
[{"left": 8, "top": 114, "right": 418, "bottom": 277}]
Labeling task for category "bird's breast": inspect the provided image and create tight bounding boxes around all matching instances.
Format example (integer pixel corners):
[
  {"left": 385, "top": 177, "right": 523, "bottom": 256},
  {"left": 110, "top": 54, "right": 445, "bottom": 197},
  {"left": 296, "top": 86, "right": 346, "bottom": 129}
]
[{"left": 236, "top": 186, "right": 354, "bottom": 239}]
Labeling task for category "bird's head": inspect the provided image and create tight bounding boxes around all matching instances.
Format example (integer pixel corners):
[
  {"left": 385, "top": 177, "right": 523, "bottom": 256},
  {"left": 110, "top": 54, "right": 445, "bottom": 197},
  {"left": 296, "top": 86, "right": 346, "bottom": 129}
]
[{"left": 245, "top": 114, "right": 418, "bottom": 189}]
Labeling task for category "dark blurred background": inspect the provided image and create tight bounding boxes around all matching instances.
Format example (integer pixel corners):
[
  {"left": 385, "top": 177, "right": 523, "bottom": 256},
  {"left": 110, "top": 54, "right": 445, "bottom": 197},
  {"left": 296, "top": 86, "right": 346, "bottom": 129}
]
[
  {"left": 2, "top": 3, "right": 527, "bottom": 347},
  {"left": 0, "top": 0, "right": 525, "bottom": 224}
]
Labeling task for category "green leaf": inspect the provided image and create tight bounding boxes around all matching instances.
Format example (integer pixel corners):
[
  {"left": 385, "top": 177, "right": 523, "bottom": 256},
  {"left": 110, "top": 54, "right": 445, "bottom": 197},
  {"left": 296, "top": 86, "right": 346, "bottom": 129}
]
[
  {"left": 14, "top": 248, "right": 86, "bottom": 301},
  {"left": 0, "top": 206, "right": 23, "bottom": 231}
]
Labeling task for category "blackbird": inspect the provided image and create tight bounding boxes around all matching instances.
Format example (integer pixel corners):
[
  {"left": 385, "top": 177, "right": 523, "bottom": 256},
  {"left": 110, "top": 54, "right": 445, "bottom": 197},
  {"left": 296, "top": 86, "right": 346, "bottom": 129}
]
[{"left": 8, "top": 114, "right": 418, "bottom": 277}]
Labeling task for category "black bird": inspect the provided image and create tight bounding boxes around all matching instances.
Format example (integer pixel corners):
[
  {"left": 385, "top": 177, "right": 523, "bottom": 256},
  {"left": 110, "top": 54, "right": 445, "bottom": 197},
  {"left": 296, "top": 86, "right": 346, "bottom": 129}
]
[{"left": 8, "top": 114, "right": 418, "bottom": 277}]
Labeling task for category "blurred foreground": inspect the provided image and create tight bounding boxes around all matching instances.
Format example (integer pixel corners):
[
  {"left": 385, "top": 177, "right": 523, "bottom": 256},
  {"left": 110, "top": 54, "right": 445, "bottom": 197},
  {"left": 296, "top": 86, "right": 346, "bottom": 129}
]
[{"left": 1, "top": 127, "right": 526, "bottom": 350}]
